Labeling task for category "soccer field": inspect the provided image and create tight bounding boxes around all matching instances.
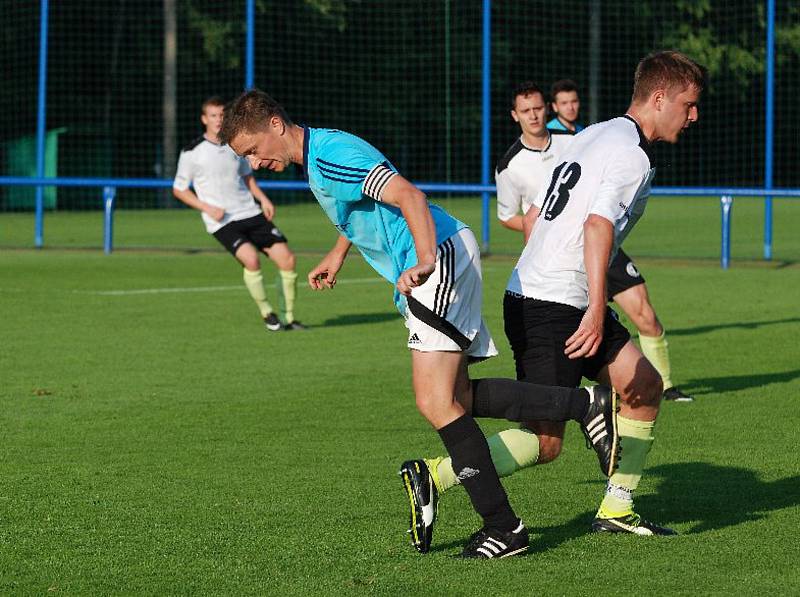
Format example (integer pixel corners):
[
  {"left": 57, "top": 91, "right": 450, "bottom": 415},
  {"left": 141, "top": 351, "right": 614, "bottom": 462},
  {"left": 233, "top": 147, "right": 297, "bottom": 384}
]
[{"left": 2, "top": 202, "right": 800, "bottom": 594}]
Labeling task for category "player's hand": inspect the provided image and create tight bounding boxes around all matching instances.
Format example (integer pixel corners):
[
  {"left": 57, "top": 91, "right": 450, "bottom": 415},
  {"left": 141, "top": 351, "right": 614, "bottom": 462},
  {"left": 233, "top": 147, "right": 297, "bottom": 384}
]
[
  {"left": 205, "top": 205, "right": 225, "bottom": 222},
  {"left": 308, "top": 256, "right": 344, "bottom": 290},
  {"left": 565, "top": 306, "right": 604, "bottom": 359},
  {"left": 396, "top": 262, "right": 436, "bottom": 296},
  {"left": 260, "top": 199, "right": 275, "bottom": 220}
]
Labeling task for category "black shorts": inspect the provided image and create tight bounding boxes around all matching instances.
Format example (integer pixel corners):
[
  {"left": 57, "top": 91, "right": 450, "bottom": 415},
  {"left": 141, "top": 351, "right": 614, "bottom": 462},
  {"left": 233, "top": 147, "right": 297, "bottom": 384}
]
[
  {"left": 212, "top": 214, "right": 288, "bottom": 255},
  {"left": 607, "top": 248, "right": 645, "bottom": 299},
  {"left": 503, "top": 293, "right": 630, "bottom": 386}
]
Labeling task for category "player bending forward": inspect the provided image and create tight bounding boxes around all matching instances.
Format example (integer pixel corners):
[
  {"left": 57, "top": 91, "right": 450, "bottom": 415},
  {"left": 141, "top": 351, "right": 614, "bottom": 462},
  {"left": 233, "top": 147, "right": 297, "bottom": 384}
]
[{"left": 220, "top": 89, "right": 621, "bottom": 559}]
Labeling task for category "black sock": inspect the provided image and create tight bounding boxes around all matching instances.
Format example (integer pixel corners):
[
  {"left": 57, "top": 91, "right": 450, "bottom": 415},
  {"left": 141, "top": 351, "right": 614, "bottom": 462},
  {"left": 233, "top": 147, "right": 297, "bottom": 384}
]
[
  {"left": 437, "top": 414, "right": 519, "bottom": 532},
  {"left": 471, "top": 378, "right": 589, "bottom": 422}
]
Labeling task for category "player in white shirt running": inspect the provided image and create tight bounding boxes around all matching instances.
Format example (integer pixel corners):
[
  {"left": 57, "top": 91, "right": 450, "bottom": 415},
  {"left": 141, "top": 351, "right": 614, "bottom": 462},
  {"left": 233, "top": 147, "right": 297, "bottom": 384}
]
[
  {"left": 548, "top": 80, "right": 694, "bottom": 402},
  {"left": 173, "top": 97, "right": 305, "bottom": 331},
  {"left": 419, "top": 51, "right": 705, "bottom": 537}
]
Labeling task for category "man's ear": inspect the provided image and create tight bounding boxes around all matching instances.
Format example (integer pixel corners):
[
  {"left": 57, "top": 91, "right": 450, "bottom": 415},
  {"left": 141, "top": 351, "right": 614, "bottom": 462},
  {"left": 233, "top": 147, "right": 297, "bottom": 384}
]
[
  {"left": 551, "top": 102, "right": 558, "bottom": 114},
  {"left": 652, "top": 89, "right": 666, "bottom": 111},
  {"left": 511, "top": 109, "right": 520, "bottom": 123}
]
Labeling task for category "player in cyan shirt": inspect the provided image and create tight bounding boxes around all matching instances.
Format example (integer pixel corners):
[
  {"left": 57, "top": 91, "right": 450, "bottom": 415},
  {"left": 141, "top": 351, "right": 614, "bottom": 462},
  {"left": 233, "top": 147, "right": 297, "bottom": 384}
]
[{"left": 221, "top": 89, "right": 619, "bottom": 558}]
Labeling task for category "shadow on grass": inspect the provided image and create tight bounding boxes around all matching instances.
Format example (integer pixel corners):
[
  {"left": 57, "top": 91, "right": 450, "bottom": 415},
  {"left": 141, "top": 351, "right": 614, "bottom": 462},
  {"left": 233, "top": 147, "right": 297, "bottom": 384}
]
[
  {"left": 667, "top": 317, "right": 800, "bottom": 337},
  {"left": 523, "top": 463, "right": 800, "bottom": 553},
  {"left": 321, "top": 312, "right": 397, "bottom": 327},
  {"left": 680, "top": 369, "right": 800, "bottom": 396},
  {"left": 430, "top": 463, "right": 800, "bottom": 555}
]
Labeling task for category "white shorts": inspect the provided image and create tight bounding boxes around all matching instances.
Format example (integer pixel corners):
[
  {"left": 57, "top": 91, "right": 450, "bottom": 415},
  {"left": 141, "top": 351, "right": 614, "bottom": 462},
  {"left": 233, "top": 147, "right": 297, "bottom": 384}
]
[{"left": 404, "top": 228, "right": 498, "bottom": 359}]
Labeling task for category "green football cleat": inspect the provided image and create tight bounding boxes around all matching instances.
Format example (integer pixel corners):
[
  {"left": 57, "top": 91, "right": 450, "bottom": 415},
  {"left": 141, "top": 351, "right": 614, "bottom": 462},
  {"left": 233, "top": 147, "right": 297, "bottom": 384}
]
[
  {"left": 663, "top": 386, "right": 694, "bottom": 402},
  {"left": 591, "top": 512, "right": 677, "bottom": 536}
]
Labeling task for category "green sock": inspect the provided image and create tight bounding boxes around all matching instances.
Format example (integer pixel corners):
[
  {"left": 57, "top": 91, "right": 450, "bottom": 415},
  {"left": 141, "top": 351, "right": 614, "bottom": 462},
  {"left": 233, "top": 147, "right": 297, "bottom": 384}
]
[
  {"left": 639, "top": 331, "right": 673, "bottom": 389},
  {"left": 242, "top": 268, "right": 273, "bottom": 318},
  {"left": 598, "top": 416, "right": 655, "bottom": 518},
  {"left": 432, "top": 428, "right": 540, "bottom": 492},
  {"left": 278, "top": 270, "right": 298, "bottom": 323}
]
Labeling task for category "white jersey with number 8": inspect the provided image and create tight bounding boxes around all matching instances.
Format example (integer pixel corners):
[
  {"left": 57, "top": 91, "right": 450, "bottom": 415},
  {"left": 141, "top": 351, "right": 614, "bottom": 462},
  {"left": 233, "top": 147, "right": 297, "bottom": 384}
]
[{"left": 507, "top": 116, "right": 656, "bottom": 310}]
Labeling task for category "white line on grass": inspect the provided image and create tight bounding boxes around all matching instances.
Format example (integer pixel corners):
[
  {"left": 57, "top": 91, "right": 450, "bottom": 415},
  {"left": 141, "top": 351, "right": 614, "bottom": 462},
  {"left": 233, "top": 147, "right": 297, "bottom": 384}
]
[{"left": 77, "top": 276, "right": 386, "bottom": 296}]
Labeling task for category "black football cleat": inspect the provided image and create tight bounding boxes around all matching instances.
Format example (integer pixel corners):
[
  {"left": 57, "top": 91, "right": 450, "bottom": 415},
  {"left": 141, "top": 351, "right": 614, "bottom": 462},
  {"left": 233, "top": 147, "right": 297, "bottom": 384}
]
[
  {"left": 663, "top": 386, "right": 694, "bottom": 402},
  {"left": 592, "top": 513, "right": 677, "bottom": 536},
  {"left": 580, "top": 385, "right": 621, "bottom": 476},
  {"left": 284, "top": 320, "right": 308, "bottom": 331},
  {"left": 263, "top": 313, "right": 283, "bottom": 332},
  {"left": 399, "top": 459, "right": 438, "bottom": 553},
  {"left": 460, "top": 522, "right": 529, "bottom": 559}
]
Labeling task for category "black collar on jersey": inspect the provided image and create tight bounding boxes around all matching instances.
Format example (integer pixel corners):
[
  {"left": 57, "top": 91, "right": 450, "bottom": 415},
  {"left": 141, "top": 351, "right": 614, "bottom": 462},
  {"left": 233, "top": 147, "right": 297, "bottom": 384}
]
[
  {"left": 623, "top": 114, "right": 653, "bottom": 162},
  {"left": 496, "top": 134, "right": 552, "bottom": 174},
  {"left": 302, "top": 125, "right": 310, "bottom": 180}
]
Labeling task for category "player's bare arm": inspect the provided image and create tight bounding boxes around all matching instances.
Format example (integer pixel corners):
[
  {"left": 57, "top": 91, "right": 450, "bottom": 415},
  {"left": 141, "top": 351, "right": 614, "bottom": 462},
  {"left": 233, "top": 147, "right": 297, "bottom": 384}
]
[
  {"left": 565, "top": 214, "right": 613, "bottom": 359},
  {"left": 244, "top": 175, "right": 275, "bottom": 219},
  {"left": 308, "top": 235, "right": 352, "bottom": 290},
  {"left": 379, "top": 175, "right": 437, "bottom": 296},
  {"left": 522, "top": 205, "right": 541, "bottom": 243},
  {"left": 172, "top": 187, "right": 225, "bottom": 222},
  {"left": 500, "top": 214, "right": 525, "bottom": 232}
]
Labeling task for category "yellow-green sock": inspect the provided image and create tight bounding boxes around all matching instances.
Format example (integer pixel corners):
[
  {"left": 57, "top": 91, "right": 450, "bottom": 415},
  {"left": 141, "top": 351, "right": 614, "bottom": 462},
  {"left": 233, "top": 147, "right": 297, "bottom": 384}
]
[
  {"left": 431, "top": 428, "right": 539, "bottom": 492},
  {"left": 598, "top": 416, "right": 655, "bottom": 518},
  {"left": 278, "top": 269, "right": 298, "bottom": 323},
  {"left": 639, "top": 330, "right": 673, "bottom": 390},
  {"left": 242, "top": 268, "right": 273, "bottom": 318}
]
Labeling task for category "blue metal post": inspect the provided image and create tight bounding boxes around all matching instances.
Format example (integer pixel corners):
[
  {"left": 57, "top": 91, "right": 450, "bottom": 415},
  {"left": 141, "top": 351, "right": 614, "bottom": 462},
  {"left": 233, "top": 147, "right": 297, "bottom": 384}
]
[
  {"left": 764, "top": 0, "right": 775, "bottom": 260},
  {"left": 245, "top": 0, "right": 255, "bottom": 89},
  {"left": 721, "top": 195, "right": 733, "bottom": 269},
  {"left": 103, "top": 186, "right": 117, "bottom": 254},
  {"left": 34, "top": 0, "right": 49, "bottom": 248},
  {"left": 480, "top": 0, "right": 491, "bottom": 253}
]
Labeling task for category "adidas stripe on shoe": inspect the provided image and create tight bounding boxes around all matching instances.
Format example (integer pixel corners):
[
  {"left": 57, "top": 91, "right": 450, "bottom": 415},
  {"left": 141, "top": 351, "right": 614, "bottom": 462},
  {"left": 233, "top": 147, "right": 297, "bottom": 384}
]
[
  {"left": 460, "top": 521, "right": 529, "bottom": 559},
  {"left": 580, "top": 385, "right": 621, "bottom": 476}
]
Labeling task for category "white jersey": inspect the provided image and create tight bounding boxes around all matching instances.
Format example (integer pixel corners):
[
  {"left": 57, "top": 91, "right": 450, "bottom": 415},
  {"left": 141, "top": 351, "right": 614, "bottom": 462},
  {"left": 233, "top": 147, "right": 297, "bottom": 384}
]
[
  {"left": 495, "top": 132, "right": 574, "bottom": 222},
  {"left": 507, "top": 116, "right": 656, "bottom": 309},
  {"left": 173, "top": 136, "right": 261, "bottom": 233}
]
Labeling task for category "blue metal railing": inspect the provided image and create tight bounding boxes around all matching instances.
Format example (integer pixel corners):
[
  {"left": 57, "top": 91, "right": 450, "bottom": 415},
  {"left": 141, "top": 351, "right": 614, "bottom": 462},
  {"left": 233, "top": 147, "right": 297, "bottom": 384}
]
[
  {"left": 6, "top": 0, "right": 798, "bottom": 265},
  {"left": 3, "top": 175, "right": 799, "bottom": 264}
]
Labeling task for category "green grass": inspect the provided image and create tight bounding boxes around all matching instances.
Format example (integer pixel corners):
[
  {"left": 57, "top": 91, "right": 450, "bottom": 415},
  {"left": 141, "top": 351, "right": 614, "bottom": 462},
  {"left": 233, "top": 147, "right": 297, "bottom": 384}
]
[{"left": 1, "top": 203, "right": 800, "bottom": 594}]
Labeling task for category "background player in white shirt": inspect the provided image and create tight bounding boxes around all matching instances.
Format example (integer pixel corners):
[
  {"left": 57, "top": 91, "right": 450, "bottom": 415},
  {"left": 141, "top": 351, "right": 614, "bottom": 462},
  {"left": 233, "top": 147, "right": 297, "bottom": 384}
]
[
  {"left": 495, "top": 82, "right": 573, "bottom": 233},
  {"left": 421, "top": 51, "right": 705, "bottom": 537},
  {"left": 173, "top": 97, "right": 304, "bottom": 331}
]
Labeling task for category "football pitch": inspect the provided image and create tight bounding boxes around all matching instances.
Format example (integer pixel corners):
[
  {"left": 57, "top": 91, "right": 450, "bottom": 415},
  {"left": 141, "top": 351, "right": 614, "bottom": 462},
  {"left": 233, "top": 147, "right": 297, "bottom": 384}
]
[{"left": 2, "top": 198, "right": 800, "bottom": 594}]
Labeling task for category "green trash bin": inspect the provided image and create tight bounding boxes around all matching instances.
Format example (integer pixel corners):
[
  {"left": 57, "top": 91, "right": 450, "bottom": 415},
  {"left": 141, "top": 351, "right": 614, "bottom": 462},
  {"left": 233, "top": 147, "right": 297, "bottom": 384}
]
[{"left": 3, "top": 128, "right": 65, "bottom": 210}]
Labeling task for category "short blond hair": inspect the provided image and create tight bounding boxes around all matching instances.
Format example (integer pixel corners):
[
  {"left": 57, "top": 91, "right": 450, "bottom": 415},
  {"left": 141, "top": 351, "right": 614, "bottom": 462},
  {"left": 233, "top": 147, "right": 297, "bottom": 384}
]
[{"left": 632, "top": 51, "right": 706, "bottom": 104}]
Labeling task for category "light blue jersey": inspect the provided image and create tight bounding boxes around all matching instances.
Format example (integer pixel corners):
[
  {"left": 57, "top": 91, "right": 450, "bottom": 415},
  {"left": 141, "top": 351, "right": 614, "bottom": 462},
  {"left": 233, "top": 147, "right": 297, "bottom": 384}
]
[
  {"left": 303, "top": 127, "right": 466, "bottom": 310},
  {"left": 547, "top": 117, "right": 584, "bottom": 133}
]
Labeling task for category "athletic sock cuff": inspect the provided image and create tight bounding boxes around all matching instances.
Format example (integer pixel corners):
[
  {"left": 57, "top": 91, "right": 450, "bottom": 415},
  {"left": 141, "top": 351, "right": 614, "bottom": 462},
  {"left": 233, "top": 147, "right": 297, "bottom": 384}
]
[
  {"left": 617, "top": 415, "right": 655, "bottom": 438},
  {"left": 438, "top": 414, "right": 481, "bottom": 444}
]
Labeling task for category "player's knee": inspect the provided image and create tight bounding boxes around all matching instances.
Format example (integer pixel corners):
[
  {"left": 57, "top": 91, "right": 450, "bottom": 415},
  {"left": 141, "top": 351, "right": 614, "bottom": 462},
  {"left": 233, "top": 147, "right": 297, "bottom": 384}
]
[
  {"left": 636, "top": 308, "right": 662, "bottom": 337},
  {"left": 414, "top": 393, "right": 452, "bottom": 428},
  {"left": 536, "top": 436, "right": 563, "bottom": 464}
]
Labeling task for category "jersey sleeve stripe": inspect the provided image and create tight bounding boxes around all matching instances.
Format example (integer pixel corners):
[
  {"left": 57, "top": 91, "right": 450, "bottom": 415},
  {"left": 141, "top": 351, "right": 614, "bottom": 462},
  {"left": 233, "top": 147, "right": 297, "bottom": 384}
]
[
  {"left": 317, "top": 162, "right": 364, "bottom": 180},
  {"left": 319, "top": 172, "right": 365, "bottom": 184},
  {"left": 316, "top": 158, "right": 370, "bottom": 173},
  {"left": 363, "top": 164, "right": 396, "bottom": 202}
]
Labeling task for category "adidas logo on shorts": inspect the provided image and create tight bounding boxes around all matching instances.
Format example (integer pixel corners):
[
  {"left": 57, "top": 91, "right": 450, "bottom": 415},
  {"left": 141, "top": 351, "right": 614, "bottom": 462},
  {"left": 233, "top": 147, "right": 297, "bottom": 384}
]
[{"left": 408, "top": 333, "right": 421, "bottom": 344}]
